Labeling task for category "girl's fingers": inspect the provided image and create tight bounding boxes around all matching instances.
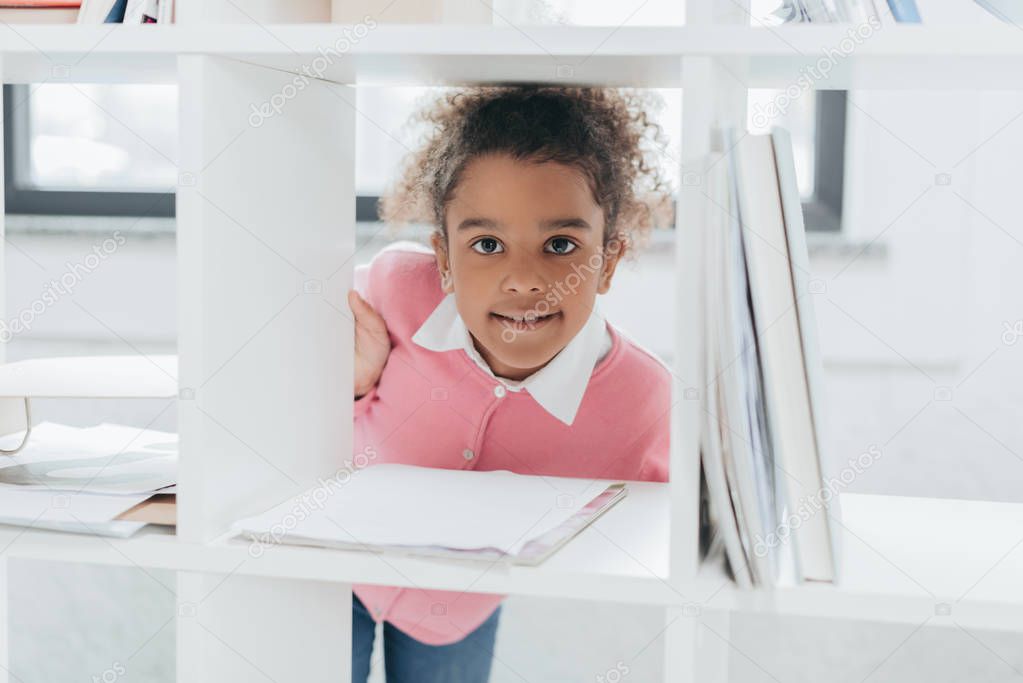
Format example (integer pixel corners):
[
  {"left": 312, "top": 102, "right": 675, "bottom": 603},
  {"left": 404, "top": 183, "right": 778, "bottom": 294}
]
[
  {"left": 347, "top": 289, "right": 365, "bottom": 313},
  {"left": 348, "top": 289, "right": 374, "bottom": 320},
  {"left": 348, "top": 290, "right": 388, "bottom": 334}
]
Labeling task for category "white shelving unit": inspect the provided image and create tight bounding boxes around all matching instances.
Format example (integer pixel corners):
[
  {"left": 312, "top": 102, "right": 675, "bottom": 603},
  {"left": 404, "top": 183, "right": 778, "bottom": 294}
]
[
  {"left": 1, "top": 1, "right": 1022, "bottom": 681},
  {"left": 4, "top": 24, "right": 1023, "bottom": 87}
]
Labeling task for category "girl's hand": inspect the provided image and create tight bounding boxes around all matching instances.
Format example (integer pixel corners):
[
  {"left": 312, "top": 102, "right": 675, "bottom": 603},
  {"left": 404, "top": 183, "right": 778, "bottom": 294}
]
[{"left": 348, "top": 289, "right": 391, "bottom": 398}]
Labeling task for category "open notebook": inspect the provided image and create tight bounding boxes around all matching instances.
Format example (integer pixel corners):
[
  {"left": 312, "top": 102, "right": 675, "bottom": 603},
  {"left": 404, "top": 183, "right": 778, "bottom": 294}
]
[{"left": 232, "top": 464, "right": 627, "bottom": 566}]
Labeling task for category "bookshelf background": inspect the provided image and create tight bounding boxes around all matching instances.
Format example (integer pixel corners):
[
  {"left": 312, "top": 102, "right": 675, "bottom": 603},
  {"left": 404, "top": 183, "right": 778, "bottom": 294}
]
[{"left": 0, "top": 0, "right": 1022, "bottom": 681}]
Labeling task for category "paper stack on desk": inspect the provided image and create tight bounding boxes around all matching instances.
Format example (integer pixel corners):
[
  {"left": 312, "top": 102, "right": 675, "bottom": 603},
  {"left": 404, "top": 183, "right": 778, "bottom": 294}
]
[
  {"left": 0, "top": 422, "right": 177, "bottom": 537},
  {"left": 232, "top": 463, "right": 627, "bottom": 566}
]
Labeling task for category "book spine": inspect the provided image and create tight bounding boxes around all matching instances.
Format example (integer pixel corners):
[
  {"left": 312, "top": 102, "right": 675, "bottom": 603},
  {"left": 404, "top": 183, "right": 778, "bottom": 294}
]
[
  {"left": 887, "top": 0, "right": 921, "bottom": 22},
  {"left": 102, "top": 0, "right": 128, "bottom": 23},
  {"left": 156, "top": 0, "right": 170, "bottom": 23},
  {"left": 122, "top": 0, "right": 143, "bottom": 22}
]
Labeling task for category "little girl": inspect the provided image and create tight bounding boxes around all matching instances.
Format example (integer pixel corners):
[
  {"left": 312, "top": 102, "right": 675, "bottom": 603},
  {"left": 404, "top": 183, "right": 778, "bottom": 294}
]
[{"left": 347, "top": 85, "right": 673, "bottom": 683}]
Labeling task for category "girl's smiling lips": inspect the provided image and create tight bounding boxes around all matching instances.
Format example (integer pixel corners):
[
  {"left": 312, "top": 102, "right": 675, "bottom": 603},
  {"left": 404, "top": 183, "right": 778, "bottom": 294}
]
[{"left": 490, "top": 309, "right": 562, "bottom": 332}]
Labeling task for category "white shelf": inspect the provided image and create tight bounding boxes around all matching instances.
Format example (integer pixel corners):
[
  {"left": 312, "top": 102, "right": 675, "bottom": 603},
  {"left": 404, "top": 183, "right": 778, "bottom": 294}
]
[
  {"left": 4, "top": 490, "right": 1022, "bottom": 630},
  {"left": 711, "top": 494, "right": 1023, "bottom": 632},
  {"left": 0, "top": 355, "right": 177, "bottom": 398},
  {"left": 0, "top": 482, "right": 678, "bottom": 604},
  {"left": 4, "top": 24, "right": 1023, "bottom": 88}
]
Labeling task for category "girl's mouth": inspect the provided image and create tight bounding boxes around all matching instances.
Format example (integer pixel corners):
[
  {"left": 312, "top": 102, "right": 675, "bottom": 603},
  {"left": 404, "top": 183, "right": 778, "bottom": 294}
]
[{"left": 490, "top": 310, "right": 561, "bottom": 333}]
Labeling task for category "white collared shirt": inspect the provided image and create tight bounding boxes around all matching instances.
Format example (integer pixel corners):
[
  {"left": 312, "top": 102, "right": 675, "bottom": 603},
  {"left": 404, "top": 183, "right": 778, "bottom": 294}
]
[{"left": 412, "top": 293, "right": 613, "bottom": 426}]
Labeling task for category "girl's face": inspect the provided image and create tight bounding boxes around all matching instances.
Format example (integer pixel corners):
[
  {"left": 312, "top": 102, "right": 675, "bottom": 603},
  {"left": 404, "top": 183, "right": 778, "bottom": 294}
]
[{"left": 431, "top": 153, "right": 625, "bottom": 381}]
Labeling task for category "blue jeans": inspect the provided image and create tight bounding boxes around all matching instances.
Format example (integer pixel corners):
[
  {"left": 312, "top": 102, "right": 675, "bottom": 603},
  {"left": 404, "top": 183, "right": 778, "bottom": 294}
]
[{"left": 351, "top": 592, "right": 502, "bottom": 683}]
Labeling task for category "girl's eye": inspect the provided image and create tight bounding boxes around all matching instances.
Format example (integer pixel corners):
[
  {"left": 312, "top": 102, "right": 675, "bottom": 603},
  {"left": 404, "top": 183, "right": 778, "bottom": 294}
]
[
  {"left": 546, "top": 237, "right": 578, "bottom": 255},
  {"left": 470, "top": 237, "right": 504, "bottom": 255}
]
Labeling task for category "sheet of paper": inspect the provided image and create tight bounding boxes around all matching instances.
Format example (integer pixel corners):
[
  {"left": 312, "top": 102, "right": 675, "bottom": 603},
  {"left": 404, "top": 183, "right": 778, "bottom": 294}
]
[
  {"left": 0, "top": 488, "right": 149, "bottom": 526},
  {"left": 0, "top": 517, "right": 147, "bottom": 538},
  {"left": 0, "top": 422, "right": 177, "bottom": 495},
  {"left": 233, "top": 463, "right": 615, "bottom": 556}
]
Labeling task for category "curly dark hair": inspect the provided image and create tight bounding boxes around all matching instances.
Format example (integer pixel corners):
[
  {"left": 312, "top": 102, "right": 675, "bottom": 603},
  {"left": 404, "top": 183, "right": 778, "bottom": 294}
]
[{"left": 378, "top": 85, "right": 674, "bottom": 256}]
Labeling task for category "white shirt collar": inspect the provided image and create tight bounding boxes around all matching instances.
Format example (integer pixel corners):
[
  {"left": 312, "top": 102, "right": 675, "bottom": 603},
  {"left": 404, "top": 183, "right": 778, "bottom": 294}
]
[{"left": 412, "top": 294, "right": 611, "bottom": 426}]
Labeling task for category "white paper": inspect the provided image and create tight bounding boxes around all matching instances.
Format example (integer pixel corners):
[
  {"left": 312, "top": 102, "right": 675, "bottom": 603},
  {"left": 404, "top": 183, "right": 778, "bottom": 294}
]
[
  {"left": 0, "top": 422, "right": 177, "bottom": 495},
  {"left": 5, "top": 518, "right": 148, "bottom": 538},
  {"left": 233, "top": 463, "right": 614, "bottom": 556},
  {"left": 0, "top": 488, "right": 149, "bottom": 526}
]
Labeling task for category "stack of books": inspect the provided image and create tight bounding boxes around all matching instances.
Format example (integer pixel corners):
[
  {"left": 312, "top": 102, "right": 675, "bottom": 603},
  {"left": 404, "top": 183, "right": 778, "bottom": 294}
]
[
  {"left": 774, "top": 0, "right": 1023, "bottom": 23},
  {"left": 699, "top": 128, "right": 839, "bottom": 588},
  {"left": 0, "top": 0, "right": 173, "bottom": 22}
]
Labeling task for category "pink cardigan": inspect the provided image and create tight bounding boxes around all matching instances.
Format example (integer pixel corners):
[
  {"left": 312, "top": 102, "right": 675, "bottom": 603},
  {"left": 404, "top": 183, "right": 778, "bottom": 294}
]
[{"left": 352, "top": 245, "right": 671, "bottom": 646}]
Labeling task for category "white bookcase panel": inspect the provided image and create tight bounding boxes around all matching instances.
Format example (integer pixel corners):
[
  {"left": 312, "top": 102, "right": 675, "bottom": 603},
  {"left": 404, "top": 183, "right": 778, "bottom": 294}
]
[
  {"left": 177, "top": 572, "right": 352, "bottom": 683},
  {"left": 176, "top": 55, "right": 355, "bottom": 543},
  {"left": 175, "top": 53, "right": 356, "bottom": 682}
]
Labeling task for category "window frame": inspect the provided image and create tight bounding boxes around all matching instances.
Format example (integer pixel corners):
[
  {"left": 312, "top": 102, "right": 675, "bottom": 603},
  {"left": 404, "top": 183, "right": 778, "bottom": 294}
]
[{"left": 802, "top": 90, "right": 846, "bottom": 232}]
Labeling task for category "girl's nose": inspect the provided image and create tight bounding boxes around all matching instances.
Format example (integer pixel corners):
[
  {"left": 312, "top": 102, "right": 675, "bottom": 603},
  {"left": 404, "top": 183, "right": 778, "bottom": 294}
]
[{"left": 501, "top": 261, "right": 546, "bottom": 294}]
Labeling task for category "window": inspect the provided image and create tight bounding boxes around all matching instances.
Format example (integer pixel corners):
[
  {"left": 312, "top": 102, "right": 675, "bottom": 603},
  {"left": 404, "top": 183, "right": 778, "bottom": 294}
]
[
  {"left": 5, "top": 82, "right": 846, "bottom": 232},
  {"left": 4, "top": 83, "right": 176, "bottom": 217}
]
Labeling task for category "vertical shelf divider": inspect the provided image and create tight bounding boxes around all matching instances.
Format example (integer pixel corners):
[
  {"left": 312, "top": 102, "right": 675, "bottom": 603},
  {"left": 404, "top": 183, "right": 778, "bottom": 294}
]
[
  {"left": 175, "top": 52, "right": 356, "bottom": 682},
  {"left": 666, "top": 1, "right": 750, "bottom": 680},
  {"left": 0, "top": 557, "right": 6, "bottom": 683},
  {"left": 0, "top": 69, "right": 13, "bottom": 683}
]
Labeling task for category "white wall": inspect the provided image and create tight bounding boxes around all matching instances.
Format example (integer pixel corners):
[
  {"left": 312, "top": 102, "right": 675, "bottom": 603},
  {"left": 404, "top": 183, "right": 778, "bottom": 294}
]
[{"left": 6, "top": 88, "right": 1023, "bottom": 681}]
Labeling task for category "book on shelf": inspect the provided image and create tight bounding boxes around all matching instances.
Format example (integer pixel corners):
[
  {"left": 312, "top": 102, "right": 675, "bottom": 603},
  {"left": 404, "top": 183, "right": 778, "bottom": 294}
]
[
  {"left": 0, "top": 0, "right": 80, "bottom": 23},
  {"left": 771, "top": 0, "right": 919, "bottom": 23},
  {"left": 887, "top": 0, "right": 922, "bottom": 21},
  {"left": 232, "top": 463, "right": 627, "bottom": 566},
  {"left": 699, "top": 127, "right": 838, "bottom": 587},
  {"left": 699, "top": 150, "right": 762, "bottom": 588},
  {"left": 771, "top": 127, "right": 840, "bottom": 583},
  {"left": 123, "top": 0, "right": 151, "bottom": 23}
]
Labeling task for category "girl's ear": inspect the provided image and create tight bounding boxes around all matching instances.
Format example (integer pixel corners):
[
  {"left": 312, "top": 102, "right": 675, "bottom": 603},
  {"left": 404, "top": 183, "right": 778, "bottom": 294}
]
[
  {"left": 596, "top": 231, "right": 628, "bottom": 294},
  {"left": 430, "top": 231, "right": 455, "bottom": 293}
]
